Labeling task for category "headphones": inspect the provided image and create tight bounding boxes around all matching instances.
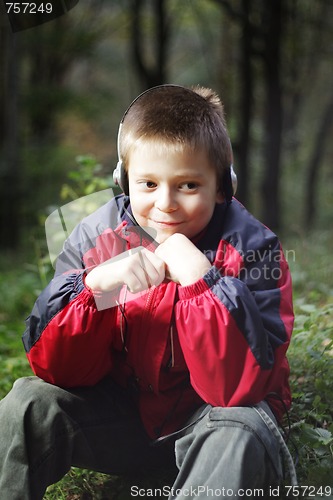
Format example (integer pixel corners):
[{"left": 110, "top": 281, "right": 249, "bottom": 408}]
[{"left": 113, "top": 84, "right": 237, "bottom": 203}]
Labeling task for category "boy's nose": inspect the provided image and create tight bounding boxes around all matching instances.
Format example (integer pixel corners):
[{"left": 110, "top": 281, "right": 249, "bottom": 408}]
[{"left": 155, "top": 187, "right": 178, "bottom": 212}]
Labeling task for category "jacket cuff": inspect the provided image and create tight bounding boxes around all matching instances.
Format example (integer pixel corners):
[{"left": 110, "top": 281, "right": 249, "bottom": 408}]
[
  {"left": 74, "top": 271, "right": 88, "bottom": 294},
  {"left": 178, "top": 266, "right": 222, "bottom": 300},
  {"left": 82, "top": 271, "right": 122, "bottom": 311}
]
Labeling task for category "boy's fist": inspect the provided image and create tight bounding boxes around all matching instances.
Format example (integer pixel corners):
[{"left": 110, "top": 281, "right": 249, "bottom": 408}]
[
  {"left": 155, "top": 233, "right": 211, "bottom": 286},
  {"left": 85, "top": 247, "right": 165, "bottom": 294}
]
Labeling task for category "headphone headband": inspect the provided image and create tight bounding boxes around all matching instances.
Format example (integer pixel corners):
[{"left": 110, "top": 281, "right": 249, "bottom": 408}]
[{"left": 113, "top": 84, "right": 237, "bottom": 202}]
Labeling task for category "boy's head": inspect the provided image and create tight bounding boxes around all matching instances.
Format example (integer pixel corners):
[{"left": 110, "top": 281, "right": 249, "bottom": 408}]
[{"left": 116, "top": 85, "right": 234, "bottom": 199}]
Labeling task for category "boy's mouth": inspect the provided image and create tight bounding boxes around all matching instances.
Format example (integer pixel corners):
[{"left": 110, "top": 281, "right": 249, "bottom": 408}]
[{"left": 152, "top": 220, "right": 183, "bottom": 227}]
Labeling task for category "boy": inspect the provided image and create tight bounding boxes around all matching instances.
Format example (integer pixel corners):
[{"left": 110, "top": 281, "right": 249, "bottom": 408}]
[{"left": 0, "top": 85, "right": 295, "bottom": 498}]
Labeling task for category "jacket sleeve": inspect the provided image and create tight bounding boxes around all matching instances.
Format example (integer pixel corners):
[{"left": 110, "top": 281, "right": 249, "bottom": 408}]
[
  {"left": 22, "top": 273, "right": 119, "bottom": 387},
  {"left": 22, "top": 212, "right": 127, "bottom": 388},
  {"left": 174, "top": 237, "right": 294, "bottom": 419}
]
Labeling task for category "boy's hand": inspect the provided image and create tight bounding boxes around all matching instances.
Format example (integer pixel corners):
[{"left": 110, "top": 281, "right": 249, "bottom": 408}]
[
  {"left": 85, "top": 247, "right": 165, "bottom": 294},
  {"left": 155, "top": 233, "right": 211, "bottom": 286}
]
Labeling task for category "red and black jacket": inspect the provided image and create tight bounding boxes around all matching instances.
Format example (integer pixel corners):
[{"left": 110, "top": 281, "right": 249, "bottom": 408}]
[{"left": 23, "top": 195, "right": 294, "bottom": 438}]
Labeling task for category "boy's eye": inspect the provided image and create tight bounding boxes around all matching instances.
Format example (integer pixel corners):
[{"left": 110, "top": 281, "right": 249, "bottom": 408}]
[
  {"left": 146, "top": 181, "right": 157, "bottom": 189},
  {"left": 180, "top": 182, "right": 199, "bottom": 191}
]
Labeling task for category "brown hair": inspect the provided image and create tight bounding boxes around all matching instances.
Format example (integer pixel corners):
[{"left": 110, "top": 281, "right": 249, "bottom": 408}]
[{"left": 119, "top": 85, "right": 232, "bottom": 193}]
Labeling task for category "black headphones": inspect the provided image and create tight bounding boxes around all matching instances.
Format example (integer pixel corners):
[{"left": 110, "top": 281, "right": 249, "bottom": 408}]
[{"left": 113, "top": 84, "right": 237, "bottom": 202}]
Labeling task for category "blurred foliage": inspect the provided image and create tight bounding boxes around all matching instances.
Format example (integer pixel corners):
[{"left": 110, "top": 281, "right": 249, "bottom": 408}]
[
  {"left": 60, "top": 154, "right": 115, "bottom": 201},
  {"left": 1, "top": 0, "right": 333, "bottom": 250}
]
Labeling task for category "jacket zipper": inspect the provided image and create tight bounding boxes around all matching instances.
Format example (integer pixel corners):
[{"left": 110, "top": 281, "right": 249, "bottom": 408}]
[{"left": 143, "top": 286, "right": 157, "bottom": 320}]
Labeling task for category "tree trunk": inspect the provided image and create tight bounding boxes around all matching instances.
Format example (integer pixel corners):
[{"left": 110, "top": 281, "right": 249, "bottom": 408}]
[
  {"left": 236, "top": 0, "right": 254, "bottom": 206},
  {"left": 130, "top": 0, "right": 169, "bottom": 89},
  {"left": 304, "top": 91, "right": 333, "bottom": 228},
  {"left": 260, "top": 0, "right": 284, "bottom": 231},
  {"left": 0, "top": 26, "right": 20, "bottom": 250},
  {"left": 210, "top": 0, "right": 254, "bottom": 206}
]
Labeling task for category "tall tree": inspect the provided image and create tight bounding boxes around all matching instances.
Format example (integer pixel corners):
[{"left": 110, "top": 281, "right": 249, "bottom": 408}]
[
  {"left": 209, "top": 0, "right": 255, "bottom": 207},
  {"left": 260, "top": 0, "right": 284, "bottom": 230},
  {"left": 211, "top": 0, "right": 286, "bottom": 229},
  {"left": 237, "top": 0, "right": 255, "bottom": 207},
  {"left": 304, "top": 90, "right": 333, "bottom": 228},
  {"left": 130, "top": 0, "right": 170, "bottom": 89},
  {"left": 0, "top": 24, "right": 20, "bottom": 249},
  {"left": 0, "top": 2, "right": 108, "bottom": 249}
]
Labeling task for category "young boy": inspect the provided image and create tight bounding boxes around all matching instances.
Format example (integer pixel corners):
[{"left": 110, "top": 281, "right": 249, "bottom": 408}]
[{"left": 0, "top": 85, "right": 295, "bottom": 498}]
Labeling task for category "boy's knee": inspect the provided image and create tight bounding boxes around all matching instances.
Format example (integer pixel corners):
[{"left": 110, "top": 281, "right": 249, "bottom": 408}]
[
  {"left": 12, "top": 376, "right": 38, "bottom": 391},
  {"left": 12, "top": 376, "right": 47, "bottom": 400},
  {"left": 181, "top": 406, "right": 282, "bottom": 477},
  {"left": 2, "top": 377, "right": 72, "bottom": 438},
  {"left": 205, "top": 406, "right": 282, "bottom": 479},
  {"left": 4, "top": 377, "right": 55, "bottom": 415},
  {"left": 0, "top": 378, "right": 38, "bottom": 427}
]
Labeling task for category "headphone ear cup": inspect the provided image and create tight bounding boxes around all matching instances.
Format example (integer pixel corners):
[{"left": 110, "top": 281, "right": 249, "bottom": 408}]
[
  {"left": 222, "top": 165, "right": 237, "bottom": 204},
  {"left": 113, "top": 161, "right": 121, "bottom": 187},
  {"left": 230, "top": 165, "right": 237, "bottom": 196},
  {"left": 113, "top": 160, "right": 129, "bottom": 196},
  {"left": 222, "top": 168, "right": 233, "bottom": 203}
]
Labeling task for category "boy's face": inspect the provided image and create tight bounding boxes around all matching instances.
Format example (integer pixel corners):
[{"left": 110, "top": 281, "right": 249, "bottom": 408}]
[{"left": 127, "top": 143, "right": 224, "bottom": 243}]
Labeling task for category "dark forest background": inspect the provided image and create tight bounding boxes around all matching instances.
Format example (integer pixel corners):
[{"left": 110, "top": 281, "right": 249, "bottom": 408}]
[{"left": 1, "top": 0, "right": 332, "bottom": 251}]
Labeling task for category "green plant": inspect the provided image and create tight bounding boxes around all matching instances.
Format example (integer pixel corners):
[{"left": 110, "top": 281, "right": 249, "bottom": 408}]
[
  {"left": 287, "top": 297, "right": 333, "bottom": 486},
  {"left": 0, "top": 263, "right": 40, "bottom": 397},
  {"left": 60, "top": 155, "right": 116, "bottom": 202}
]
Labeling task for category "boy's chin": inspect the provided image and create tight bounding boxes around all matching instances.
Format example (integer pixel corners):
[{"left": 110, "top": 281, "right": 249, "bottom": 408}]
[
  {"left": 139, "top": 225, "right": 173, "bottom": 244},
  {"left": 155, "top": 229, "right": 180, "bottom": 244},
  {"left": 155, "top": 232, "right": 171, "bottom": 244}
]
